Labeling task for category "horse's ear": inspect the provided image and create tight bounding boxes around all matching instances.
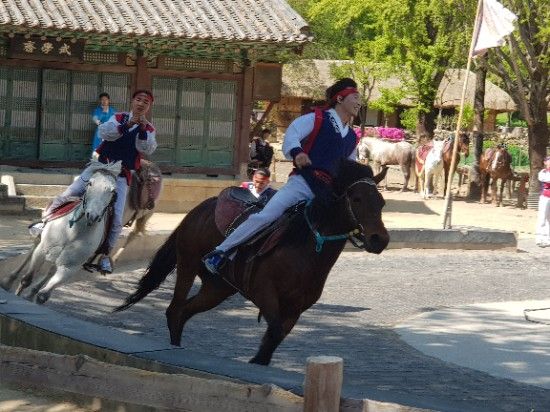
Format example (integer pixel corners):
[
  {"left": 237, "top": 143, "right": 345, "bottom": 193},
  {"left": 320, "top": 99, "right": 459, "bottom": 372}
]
[{"left": 373, "top": 166, "right": 389, "bottom": 184}]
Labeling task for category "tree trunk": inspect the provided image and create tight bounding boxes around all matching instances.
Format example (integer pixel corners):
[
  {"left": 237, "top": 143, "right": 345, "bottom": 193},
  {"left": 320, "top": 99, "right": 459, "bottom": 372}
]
[
  {"left": 416, "top": 107, "right": 438, "bottom": 138},
  {"left": 528, "top": 114, "right": 550, "bottom": 194},
  {"left": 468, "top": 54, "right": 488, "bottom": 200}
]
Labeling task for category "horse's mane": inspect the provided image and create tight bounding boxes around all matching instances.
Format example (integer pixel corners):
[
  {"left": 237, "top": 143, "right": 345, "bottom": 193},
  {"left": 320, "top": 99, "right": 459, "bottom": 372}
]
[
  {"left": 333, "top": 159, "right": 374, "bottom": 195},
  {"left": 86, "top": 160, "right": 122, "bottom": 177}
]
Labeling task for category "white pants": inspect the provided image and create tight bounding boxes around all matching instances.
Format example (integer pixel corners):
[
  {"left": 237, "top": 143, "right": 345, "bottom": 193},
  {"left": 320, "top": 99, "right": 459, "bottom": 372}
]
[
  {"left": 217, "top": 174, "right": 314, "bottom": 252},
  {"left": 46, "top": 175, "right": 128, "bottom": 253},
  {"left": 535, "top": 195, "right": 550, "bottom": 245}
]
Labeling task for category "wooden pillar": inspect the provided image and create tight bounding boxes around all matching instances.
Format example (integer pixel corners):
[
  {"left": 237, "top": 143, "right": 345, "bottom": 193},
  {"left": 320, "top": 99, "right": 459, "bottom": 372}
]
[
  {"left": 133, "top": 50, "right": 152, "bottom": 94},
  {"left": 236, "top": 65, "right": 254, "bottom": 178},
  {"left": 303, "top": 356, "right": 343, "bottom": 412}
]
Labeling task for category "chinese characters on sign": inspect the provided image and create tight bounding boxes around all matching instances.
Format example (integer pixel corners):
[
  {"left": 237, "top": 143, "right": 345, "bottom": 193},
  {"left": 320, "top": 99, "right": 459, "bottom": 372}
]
[{"left": 9, "top": 35, "right": 84, "bottom": 62}]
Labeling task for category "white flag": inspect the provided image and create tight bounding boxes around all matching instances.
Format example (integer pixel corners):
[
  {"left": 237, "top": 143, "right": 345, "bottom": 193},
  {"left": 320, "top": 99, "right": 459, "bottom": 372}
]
[{"left": 472, "top": 0, "right": 517, "bottom": 56}]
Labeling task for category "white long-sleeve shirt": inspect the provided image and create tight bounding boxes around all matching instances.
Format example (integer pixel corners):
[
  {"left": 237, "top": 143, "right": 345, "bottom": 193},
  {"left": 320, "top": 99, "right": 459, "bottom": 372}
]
[
  {"left": 99, "top": 112, "right": 157, "bottom": 155},
  {"left": 282, "top": 108, "right": 357, "bottom": 161}
]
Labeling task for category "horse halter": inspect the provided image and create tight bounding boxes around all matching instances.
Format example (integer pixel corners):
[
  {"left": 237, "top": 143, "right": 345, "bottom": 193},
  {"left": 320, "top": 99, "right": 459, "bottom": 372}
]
[
  {"left": 69, "top": 170, "right": 118, "bottom": 227},
  {"left": 305, "top": 176, "right": 378, "bottom": 252}
]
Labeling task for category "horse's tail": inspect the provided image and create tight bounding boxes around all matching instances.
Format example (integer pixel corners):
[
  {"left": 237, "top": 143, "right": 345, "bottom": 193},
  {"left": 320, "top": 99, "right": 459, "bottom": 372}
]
[{"left": 114, "top": 229, "right": 178, "bottom": 312}]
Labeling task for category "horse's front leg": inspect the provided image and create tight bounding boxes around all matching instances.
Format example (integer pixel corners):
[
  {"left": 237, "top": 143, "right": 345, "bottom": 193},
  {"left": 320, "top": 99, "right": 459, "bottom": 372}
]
[
  {"left": 15, "top": 243, "right": 47, "bottom": 295},
  {"left": 0, "top": 244, "right": 36, "bottom": 291},
  {"left": 250, "top": 313, "right": 300, "bottom": 366},
  {"left": 491, "top": 178, "right": 499, "bottom": 206},
  {"left": 34, "top": 265, "right": 73, "bottom": 304},
  {"left": 498, "top": 179, "right": 506, "bottom": 207},
  {"left": 20, "top": 266, "right": 55, "bottom": 301}
]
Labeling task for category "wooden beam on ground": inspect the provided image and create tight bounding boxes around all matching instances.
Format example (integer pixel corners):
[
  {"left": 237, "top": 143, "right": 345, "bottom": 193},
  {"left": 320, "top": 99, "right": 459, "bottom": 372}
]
[{"left": 0, "top": 345, "right": 302, "bottom": 412}]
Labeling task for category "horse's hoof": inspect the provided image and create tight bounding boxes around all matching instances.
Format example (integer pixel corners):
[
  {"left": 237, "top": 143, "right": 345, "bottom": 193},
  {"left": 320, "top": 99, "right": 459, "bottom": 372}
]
[
  {"left": 36, "top": 292, "right": 50, "bottom": 305},
  {"left": 249, "top": 356, "right": 270, "bottom": 366}
]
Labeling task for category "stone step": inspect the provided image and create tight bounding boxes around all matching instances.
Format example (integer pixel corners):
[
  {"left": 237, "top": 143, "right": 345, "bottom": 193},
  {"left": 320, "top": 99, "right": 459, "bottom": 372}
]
[
  {"left": 0, "top": 196, "right": 26, "bottom": 214},
  {"left": 16, "top": 184, "right": 68, "bottom": 197},
  {"left": 22, "top": 196, "right": 53, "bottom": 210},
  {"left": 0, "top": 169, "right": 79, "bottom": 185}
]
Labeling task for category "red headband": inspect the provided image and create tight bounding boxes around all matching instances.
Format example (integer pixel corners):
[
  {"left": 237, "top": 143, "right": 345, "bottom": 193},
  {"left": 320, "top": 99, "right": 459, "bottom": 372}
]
[{"left": 331, "top": 87, "right": 359, "bottom": 103}]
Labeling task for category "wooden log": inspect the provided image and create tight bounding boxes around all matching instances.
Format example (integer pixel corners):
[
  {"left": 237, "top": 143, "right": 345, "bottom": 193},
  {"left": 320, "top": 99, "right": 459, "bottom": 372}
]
[
  {"left": 0, "top": 344, "right": 302, "bottom": 412},
  {"left": 303, "top": 356, "right": 343, "bottom": 412}
]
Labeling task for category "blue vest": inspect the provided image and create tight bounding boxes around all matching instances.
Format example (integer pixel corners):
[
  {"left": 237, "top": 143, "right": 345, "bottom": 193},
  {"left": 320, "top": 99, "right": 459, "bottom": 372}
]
[
  {"left": 307, "top": 111, "right": 358, "bottom": 177},
  {"left": 98, "top": 113, "right": 141, "bottom": 171}
]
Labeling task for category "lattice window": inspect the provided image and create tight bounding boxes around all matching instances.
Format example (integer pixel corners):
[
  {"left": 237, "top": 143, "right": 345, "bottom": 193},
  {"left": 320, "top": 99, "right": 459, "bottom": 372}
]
[
  {"left": 83, "top": 51, "right": 120, "bottom": 65},
  {"left": 162, "top": 57, "right": 231, "bottom": 73}
]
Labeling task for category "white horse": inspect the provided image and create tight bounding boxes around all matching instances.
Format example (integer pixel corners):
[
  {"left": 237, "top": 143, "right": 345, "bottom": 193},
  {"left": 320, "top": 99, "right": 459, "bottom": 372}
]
[
  {"left": 0, "top": 161, "right": 121, "bottom": 304},
  {"left": 357, "top": 137, "right": 415, "bottom": 191},
  {"left": 417, "top": 140, "right": 445, "bottom": 199}
]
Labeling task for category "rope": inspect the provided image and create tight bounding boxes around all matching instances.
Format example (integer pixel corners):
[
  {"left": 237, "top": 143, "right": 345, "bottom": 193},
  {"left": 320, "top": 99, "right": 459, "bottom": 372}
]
[{"left": 304, "top": 202, "right": 359, "bottom": 253}]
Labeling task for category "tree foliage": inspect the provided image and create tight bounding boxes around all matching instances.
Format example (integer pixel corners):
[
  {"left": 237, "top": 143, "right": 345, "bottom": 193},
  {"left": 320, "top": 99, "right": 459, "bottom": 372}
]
[{"left": 486, "top": 0, "right": 549, "bottom": 183}]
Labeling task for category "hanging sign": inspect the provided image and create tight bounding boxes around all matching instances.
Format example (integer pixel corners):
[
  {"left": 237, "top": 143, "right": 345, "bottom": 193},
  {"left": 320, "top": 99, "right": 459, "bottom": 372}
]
[{"left": 8, "top": 35, "right": 85, "bottom": 62}]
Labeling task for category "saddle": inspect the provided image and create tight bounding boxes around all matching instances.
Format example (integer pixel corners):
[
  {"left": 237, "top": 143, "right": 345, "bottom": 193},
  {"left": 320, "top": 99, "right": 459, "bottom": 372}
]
[
  {"left": 214, "top": 187, "right": 304, "bottom": 293},
  {"left": 415, "top": 142, "right": 433, "bottom": 175},
  {"left": 43, "top": 199, "right": 81, "bottom": 222}
]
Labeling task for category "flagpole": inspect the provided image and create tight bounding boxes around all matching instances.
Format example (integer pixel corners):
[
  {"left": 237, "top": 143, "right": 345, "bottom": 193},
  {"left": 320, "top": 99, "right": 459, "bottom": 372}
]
[{"left": 442, "top": 0, "right": 484, "bottom": 229}]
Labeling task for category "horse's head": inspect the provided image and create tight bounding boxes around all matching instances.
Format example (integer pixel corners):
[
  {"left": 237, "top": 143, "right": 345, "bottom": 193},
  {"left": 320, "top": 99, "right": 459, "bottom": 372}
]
[
  {"left": 334, "top": 159, "right": 389, "bottom": 254},
  {"left": 82, "top": 161, "right": 121, "bottom": 224},
  {"left": 489, "top": 146, "right": 512, "bottom": 174}
]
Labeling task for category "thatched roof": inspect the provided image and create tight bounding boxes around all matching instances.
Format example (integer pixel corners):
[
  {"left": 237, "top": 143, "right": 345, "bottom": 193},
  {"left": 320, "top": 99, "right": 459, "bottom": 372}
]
[
  {"left": 436, "top": 69, "right": 516, "bottom": 111},
  {"left": 282, "top": 60, "right": 516, "bottom": 112}
]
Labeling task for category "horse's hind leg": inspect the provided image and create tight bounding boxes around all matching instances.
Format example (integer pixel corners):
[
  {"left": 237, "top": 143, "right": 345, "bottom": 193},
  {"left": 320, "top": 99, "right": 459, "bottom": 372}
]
[
  {"left": 15, "top": 244, "right": 47, "bottom": 295},
  {"left": 166, "top": 261, "right": 235, "bottom": 346}
]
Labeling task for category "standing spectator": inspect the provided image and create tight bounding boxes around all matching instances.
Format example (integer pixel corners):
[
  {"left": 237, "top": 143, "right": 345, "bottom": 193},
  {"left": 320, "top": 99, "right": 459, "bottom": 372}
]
[
  {"left": 250, "top": 128, "right": 274, "bottom": 169},
  {"left": 91, "top": 92, "right": 116, "bottom": 154},
  {"left": 535, "top": 155, "right": 550, "bottom": 247}
]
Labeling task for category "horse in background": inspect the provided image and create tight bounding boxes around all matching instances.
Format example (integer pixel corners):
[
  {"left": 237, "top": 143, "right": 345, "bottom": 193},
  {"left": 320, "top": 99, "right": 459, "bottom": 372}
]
[
  {"left": 357, "top": 137, "right": 415, "bottom": 191},
  {"left": 480, "top": 145, "right": 513, "bottom": 206},
  {"left": 113, "top": 160, "right": 163, "bottom": 262},
  {"left": 442, "top": 132, "right": 470, "bottom": 196},
  {"left": 115, "top": 159, "right": 389, "bottom": 366},
  {"left": 415, "top": 139, "right": 445, "bottom": 199},
  {"left": 0, "top": 161, "right": 122, "bottom": 303}
]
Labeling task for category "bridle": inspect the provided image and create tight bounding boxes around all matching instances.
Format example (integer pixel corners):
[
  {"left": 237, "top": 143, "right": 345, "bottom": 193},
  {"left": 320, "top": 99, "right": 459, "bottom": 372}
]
[
  {"left": 69, "top": 170, "right": 118, "bottom": 227},
  {"left": 305, "top": 176, "right": 378, "bottom": 252}
]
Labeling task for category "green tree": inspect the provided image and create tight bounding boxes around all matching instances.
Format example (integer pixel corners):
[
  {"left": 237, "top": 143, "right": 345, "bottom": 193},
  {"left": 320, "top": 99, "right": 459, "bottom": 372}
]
[
  {"left": 291, "top": 0, "right": 473, "bottom": 136},
  {"left": 486, "top": 0, "right": 550, "bottom": 191}
]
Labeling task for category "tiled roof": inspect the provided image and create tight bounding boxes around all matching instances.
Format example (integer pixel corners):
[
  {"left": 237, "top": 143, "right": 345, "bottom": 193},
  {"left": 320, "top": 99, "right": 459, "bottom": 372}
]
[{"left": 0, "top": 0, "right": 310, "bottom": 44}]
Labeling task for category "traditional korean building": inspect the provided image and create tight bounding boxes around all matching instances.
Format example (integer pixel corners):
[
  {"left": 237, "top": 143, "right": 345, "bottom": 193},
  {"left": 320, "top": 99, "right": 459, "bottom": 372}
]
[{"left": 0, "top": 0, "right": 310, "bottom": 176}]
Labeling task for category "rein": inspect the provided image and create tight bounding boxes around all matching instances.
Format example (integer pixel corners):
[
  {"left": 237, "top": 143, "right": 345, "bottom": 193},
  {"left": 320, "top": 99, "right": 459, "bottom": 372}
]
[{"left": 305, "top": 177, "right": 377, "bottom": 252}]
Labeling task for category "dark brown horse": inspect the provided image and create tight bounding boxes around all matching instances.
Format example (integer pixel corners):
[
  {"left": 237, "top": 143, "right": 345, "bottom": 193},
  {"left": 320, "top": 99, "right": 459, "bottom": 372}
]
[
  {"left": 442, "top": 132, "right": 470, "bottom": 195},
  {"left": 480, "top": 145, "right": 514, "bottom": 206},
  {"left": 116, "top": 159, "right": 389, "bottom": 365}
]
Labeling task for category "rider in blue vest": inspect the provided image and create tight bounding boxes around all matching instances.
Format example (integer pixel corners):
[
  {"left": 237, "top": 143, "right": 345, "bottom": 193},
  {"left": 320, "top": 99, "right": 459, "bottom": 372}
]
[
  {"left": 29, "top": 90, "right": 157, "bottom": 274},
  {"left": 203, "top": 78, "right": 361, "bottom": 274}
]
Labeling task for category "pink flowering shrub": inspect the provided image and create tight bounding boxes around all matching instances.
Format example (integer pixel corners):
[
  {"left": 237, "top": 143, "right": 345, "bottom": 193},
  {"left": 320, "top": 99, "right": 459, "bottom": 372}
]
[{"left": 354, "top": 126, "right": 405, "bottom": 141}]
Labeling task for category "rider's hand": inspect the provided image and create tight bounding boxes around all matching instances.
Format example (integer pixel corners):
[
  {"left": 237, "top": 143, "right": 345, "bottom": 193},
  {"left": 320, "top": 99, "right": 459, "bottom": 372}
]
[{"left": 294, "top": 152, "right": 312, "bottom": 169}]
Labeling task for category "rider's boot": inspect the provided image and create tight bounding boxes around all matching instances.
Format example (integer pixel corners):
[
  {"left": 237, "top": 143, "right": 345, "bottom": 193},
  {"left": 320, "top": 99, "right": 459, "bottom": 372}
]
[
  {"left": 202, "top": 249, "right": 228, "bottom": 275},
  {"left": 99, "top": 255, "right": 113, "bottom": 274},
  {"left": 28, "top": 221, "right": 45, "bottom": 237}
]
